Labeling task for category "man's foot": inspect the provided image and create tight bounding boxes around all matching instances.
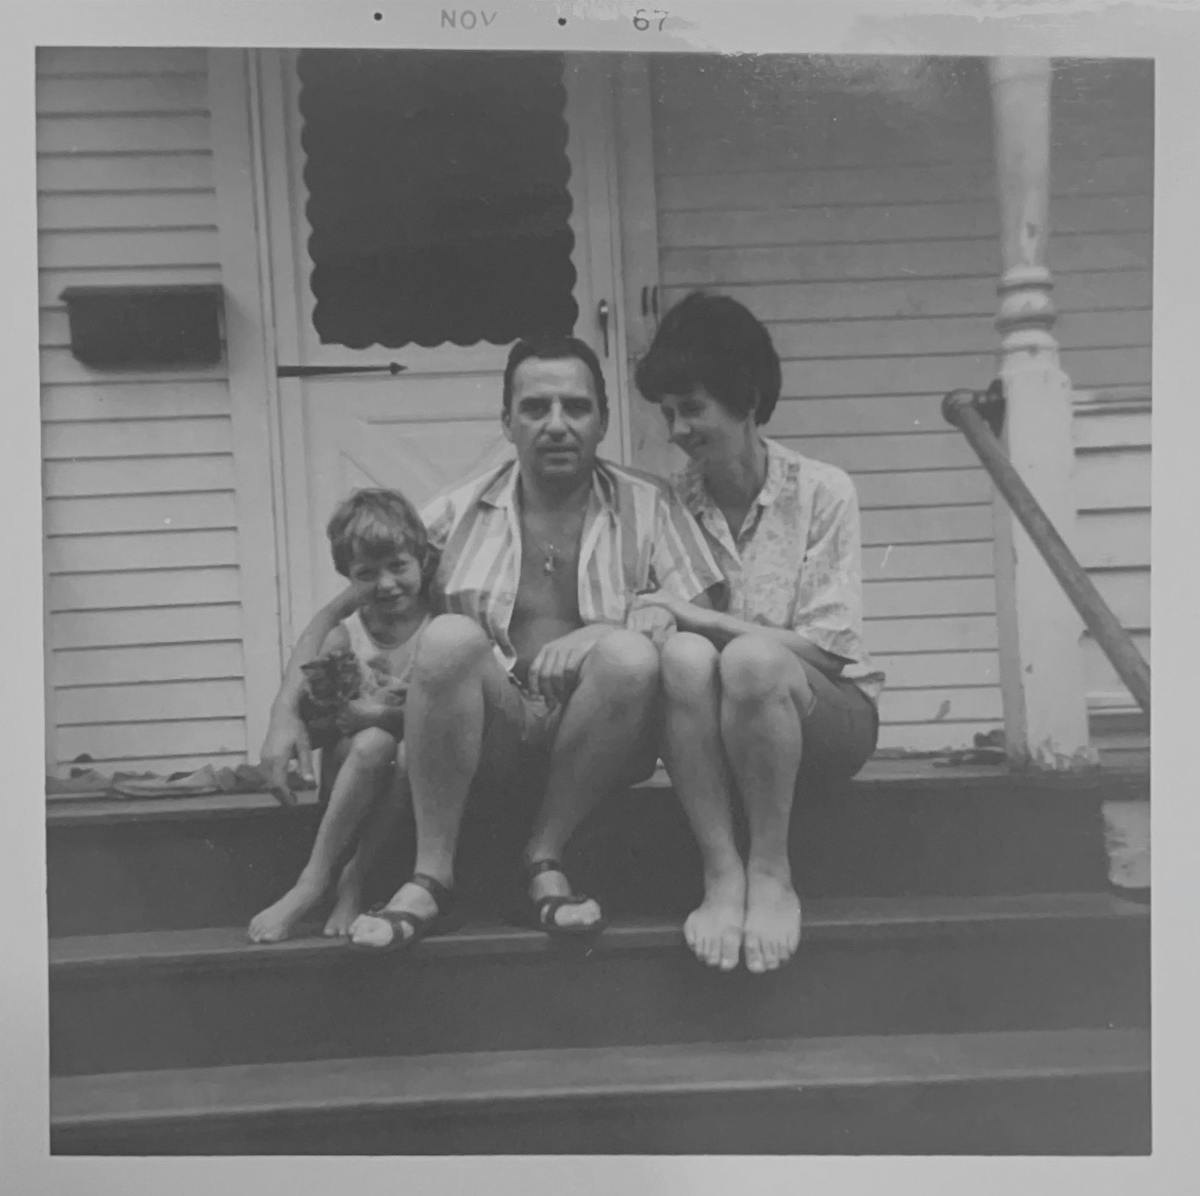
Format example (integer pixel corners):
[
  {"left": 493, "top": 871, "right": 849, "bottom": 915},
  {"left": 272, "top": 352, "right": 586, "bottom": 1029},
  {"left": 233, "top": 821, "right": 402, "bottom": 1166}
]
[
  {"left": 742, "top": 868, "right": 802, "bottom": 974},
  {"left": 684, "top": 866, "right": 746, "bottom": 971},
  {"left": 247, "top": 877, "right": 325, "bottom": 943},
  {"left": 348, "top": 875, "right": 446, "bottom": 950},
  {"left": 323, "top": 865, "right": 365, "bottom": 937},
  {"left": 525, "top": 859, "right": 604, "bottom": 934}
]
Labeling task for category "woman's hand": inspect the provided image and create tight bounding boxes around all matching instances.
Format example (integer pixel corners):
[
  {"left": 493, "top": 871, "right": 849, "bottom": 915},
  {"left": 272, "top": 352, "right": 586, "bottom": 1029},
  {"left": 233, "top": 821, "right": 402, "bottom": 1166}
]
[
  {"left": 630, "top": 591, "right": 717, "bottom": 636},
  {"left": 260, "top": 707, "right": 314, "bottom": 807}
]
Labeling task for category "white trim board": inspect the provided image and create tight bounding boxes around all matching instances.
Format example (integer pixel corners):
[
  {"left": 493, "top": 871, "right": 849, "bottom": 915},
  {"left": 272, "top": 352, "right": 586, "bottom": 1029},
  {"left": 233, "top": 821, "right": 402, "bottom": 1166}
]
[{"left": 207, "top": 48, "right": 284, "bottom": 757}]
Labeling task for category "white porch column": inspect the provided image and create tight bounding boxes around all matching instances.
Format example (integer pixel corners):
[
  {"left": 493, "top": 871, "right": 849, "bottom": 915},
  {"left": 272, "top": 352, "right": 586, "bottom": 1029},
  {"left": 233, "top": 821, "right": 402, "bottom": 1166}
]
[{"left": 987, "top": 57, "right": 1094, "bottom": 770}]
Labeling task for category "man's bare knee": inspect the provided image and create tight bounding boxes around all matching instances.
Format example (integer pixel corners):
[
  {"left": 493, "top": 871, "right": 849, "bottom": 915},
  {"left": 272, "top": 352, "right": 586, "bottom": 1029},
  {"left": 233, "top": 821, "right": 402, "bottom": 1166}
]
[
  {"left": 661, "top": 632, "right": 719, "bottom": 701},
  {"left": 719, "top": 635, "right": 796, "bottom": 705},
  {"left": 583, "top": 629, "right": 660, "bottom": 699},
  {"left": 412, "top": 614, "right": 492, "bottom": 688}
]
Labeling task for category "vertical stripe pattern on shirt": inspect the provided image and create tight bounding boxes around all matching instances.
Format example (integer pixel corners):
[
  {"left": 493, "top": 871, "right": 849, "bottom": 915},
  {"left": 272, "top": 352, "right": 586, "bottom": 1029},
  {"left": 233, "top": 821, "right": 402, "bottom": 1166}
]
[{"left": 421, "top": 459, "right": 724, "bottom": 674}]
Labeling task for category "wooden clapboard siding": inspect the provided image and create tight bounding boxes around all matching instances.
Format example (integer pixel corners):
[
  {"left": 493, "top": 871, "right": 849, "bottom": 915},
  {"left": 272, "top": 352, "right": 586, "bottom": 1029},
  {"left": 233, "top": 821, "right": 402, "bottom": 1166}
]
[
  {"left": 47, "top": 567, "right": 241, "bottom": 611},
  {"left": 1052, "top": 61, "right": 1152, "bottom": 742},
  {"left": 56, "top": 679, "right": 247, "bottom": 726},
  {"left": 38, "top": 47, "right": 248, "bottom": 776},
  {"left": 53, "top": 642, "right": 245, "bottom": 689},
  {"left": 1069, "top": 402, "right": 1151, "bottom": 724},
  {"left": 43, "top": 456, "right": 236, "bottom": 498},
  {"left": 651, "top": 55, "right": 1003, "bottom": 751},
  {"left": 52, "top": 605, "right": 243, "bottom": 650},
  {"left": 56, "top": 719, "right": 247, "bottom": 764},
  {"left": 651, "top": 54, "right": 1152, "bottom": 755}
]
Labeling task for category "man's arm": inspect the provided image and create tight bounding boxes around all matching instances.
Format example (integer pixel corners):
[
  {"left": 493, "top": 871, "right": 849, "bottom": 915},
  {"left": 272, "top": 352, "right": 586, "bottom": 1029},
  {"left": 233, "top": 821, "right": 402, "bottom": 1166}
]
[
  {"left": 259, "top": 586, "right": 358, "bottom": 802},
  {"left": 647, "top": 487, "right": 727, "bottom": 606}
]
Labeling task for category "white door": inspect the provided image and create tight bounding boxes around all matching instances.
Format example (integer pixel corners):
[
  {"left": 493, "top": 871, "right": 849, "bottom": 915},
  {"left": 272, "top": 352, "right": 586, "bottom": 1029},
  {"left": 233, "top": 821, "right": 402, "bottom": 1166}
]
[{"left": 258, "top": 50, "right": 629, "bottom": 640}]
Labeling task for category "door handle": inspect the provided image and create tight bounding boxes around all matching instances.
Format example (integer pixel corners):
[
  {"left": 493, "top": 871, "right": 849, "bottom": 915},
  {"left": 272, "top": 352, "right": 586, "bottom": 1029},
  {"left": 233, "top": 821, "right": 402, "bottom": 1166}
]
[{"left": 597, "top": 299, "right": 610, "bottom": 357}]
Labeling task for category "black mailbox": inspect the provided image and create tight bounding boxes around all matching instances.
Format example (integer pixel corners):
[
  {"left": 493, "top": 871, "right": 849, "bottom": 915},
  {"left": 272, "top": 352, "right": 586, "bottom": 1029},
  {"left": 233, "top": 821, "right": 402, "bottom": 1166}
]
[{"left": 60, "top": 284, "right": 225, "bottom": 369}]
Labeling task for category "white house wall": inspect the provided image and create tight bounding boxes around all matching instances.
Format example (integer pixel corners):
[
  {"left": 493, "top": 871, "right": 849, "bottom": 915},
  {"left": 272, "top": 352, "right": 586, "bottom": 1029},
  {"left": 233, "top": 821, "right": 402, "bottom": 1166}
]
[
  {"left": 1052, "top": 60, "right": 1152, "bottom": 764},
  {"left": 37, "top": 50, "right": 1151, "bottom": 774},
  {"left": 39, "top": 47, "right": 248, "bottom": 776},
  {"left": 649, "top": 55, "right": 1151, "bottom": 756}
]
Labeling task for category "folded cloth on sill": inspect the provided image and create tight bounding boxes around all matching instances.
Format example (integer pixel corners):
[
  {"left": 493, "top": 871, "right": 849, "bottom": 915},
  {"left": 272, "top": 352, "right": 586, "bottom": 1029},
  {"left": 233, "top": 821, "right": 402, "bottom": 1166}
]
[{"left": 46, "top": 757, "right": 314, "bottom": 800}]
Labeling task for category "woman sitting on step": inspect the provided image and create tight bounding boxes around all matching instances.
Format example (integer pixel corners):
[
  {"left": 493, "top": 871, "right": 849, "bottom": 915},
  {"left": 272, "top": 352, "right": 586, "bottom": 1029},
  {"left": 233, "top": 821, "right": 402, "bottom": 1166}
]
[
  {"left": 248, "top": 489, "right": 432, "bottom": 942},
  {"left": 630, "top": 292, "right": 885, "bottom": 976}
]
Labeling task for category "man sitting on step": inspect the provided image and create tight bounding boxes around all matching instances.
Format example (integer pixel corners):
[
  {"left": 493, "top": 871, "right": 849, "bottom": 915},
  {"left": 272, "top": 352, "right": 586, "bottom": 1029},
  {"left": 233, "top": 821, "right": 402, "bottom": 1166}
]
[{"left": 260, "top": 334, "right": 724, "bottom": 949}]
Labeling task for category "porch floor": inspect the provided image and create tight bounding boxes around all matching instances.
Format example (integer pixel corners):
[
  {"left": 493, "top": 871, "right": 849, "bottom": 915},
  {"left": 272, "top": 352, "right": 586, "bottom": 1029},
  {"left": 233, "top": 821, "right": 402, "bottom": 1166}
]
[{"left": 45, "top": 752, "right": 1150, "bottom": 828}]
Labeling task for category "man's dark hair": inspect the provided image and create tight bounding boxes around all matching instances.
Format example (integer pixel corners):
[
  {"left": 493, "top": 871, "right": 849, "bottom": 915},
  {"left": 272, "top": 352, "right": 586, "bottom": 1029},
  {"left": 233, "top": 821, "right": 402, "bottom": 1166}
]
[
  {"left": 634, "top": 291, "right": 782, "bottom": 425},
  {"left": 502, "top": 334, "right": 609, "bottom": 419}
]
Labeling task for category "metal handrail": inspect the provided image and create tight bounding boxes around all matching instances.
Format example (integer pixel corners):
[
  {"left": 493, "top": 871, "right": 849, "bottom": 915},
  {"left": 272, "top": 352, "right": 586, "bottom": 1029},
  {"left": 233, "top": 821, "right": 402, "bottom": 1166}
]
[{"left": 943, "top": 382, "right": 1150, "bottom": 715}]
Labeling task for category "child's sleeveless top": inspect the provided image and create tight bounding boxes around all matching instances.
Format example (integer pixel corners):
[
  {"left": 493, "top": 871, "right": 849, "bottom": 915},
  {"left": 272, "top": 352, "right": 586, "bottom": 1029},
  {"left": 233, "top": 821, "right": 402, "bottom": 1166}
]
[{"left": 343, "top": 610, "right": 429, "bottom": 689}]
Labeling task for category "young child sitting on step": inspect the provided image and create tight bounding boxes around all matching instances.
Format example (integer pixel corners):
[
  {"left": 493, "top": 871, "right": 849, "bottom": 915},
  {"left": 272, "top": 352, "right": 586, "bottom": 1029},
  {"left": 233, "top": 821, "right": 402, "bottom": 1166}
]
[{"left": 248, "top": 489, "right": 434, "bottom": 942}]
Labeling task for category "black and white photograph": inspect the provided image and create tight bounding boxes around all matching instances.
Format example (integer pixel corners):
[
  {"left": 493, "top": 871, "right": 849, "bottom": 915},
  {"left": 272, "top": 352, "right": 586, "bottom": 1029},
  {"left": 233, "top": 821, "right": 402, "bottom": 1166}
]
[{"left": 10, "top": 0, "right": 1181, "bottom": 1175}]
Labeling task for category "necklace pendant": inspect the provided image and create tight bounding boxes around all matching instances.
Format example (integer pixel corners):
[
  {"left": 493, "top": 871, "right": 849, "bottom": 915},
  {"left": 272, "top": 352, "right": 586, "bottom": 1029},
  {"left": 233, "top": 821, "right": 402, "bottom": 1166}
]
[{"left": 543, "top": 548, "right": 556, "bottom": 574}]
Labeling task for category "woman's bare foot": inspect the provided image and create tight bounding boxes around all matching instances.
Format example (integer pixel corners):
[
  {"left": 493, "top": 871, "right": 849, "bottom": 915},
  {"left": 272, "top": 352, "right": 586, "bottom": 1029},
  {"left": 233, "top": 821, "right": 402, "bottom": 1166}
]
[
  {"left": 247, "top": 877, "right": 326, "bottom": 943},
  {"left": 348, "top": 878, "right": 440, "bottom": 949},
  {"left": 742, "top": 866, "right": 802, "bottom": 974},
  {"left": 323, "top": 865, "right": 365, "bottom": 937},
  {"left": 684, "top": 864, "right": 746, "bottom": 971}
]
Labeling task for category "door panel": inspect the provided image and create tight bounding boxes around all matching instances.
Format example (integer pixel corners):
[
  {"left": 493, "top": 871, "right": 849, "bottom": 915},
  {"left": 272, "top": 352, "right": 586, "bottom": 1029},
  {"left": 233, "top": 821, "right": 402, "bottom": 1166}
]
[
  {"left": 260, "top": 50, "right": 626, "bottom": 630},
  {"left": 300, "top": 381, "right": 513, "bottom": 606}
]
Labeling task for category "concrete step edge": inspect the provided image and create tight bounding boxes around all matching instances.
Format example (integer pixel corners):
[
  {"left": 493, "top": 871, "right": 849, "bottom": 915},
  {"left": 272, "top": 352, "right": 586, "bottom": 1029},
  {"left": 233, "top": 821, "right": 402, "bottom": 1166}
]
[
  {"left": 48, "top": 891, "right": 1150, "bottom": 973},
  {"left": 51, "top": 1026, "right": 1151, "bottom": 1129}
]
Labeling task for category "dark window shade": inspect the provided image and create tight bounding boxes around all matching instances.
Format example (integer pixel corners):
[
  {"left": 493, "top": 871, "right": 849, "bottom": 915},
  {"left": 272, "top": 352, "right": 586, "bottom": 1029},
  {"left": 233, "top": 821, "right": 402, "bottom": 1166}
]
[{"left": 298, "top": 50, "right": 578, "bottom": 350}]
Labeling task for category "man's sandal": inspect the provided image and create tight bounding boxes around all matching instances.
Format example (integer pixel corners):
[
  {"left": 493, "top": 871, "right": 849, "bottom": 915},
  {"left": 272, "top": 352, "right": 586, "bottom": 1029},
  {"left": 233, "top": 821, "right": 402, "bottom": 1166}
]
[
  {"left": 524, "top": 858, "right": 607, "bottom": 939},
  {"left": 348, "top": 872, "right": 453, "bottom": 953}
]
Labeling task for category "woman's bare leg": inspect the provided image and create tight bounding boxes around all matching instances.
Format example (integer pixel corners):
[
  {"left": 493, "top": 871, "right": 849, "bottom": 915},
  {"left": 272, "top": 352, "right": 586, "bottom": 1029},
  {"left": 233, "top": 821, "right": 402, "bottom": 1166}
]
[
  {"left": 660, "top": 632, "right": 745, "bottom": 971},
  {"left": 718, "top": 635, "right": 809, "bottom": 974}
]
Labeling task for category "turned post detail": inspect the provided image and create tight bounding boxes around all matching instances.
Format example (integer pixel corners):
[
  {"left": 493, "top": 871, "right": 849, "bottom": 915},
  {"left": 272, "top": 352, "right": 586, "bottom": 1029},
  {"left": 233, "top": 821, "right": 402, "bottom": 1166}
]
[{"left": 986, "top": 57, "right": 1094, "bottom": 769}]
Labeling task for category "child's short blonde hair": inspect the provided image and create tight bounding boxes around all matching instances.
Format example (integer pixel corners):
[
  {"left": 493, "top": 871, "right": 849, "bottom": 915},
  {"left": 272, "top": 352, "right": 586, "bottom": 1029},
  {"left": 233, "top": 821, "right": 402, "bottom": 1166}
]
[{"left": 326, "top": 488, "right": 433, "bottom": 589}]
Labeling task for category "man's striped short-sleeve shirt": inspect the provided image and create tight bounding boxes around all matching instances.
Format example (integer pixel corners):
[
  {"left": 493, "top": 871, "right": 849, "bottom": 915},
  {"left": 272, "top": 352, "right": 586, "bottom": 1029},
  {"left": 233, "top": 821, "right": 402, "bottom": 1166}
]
[{"left": 420, "top": 458, "right": 724, "bottom": 675}]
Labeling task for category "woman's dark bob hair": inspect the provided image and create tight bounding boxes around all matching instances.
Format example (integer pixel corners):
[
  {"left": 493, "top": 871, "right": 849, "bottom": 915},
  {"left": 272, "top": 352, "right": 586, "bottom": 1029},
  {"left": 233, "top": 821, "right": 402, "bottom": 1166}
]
[{"left": 634, "top": 291, "right": 782, "bottom": 425}]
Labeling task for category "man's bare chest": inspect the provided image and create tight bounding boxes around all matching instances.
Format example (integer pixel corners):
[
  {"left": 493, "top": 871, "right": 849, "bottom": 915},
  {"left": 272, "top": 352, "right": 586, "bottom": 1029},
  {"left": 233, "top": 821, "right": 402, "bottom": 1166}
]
[{"left": 514, "top": 510, "right": 584, "bottom": 619}]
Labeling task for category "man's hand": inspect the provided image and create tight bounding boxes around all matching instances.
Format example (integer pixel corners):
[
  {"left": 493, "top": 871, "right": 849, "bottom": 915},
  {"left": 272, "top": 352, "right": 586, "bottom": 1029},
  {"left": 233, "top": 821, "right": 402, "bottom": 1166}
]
[
  {"left": 527, "top": 624, "right": 615, "bottom": 705},
  {"left": 259, "top": 707, "right": 314, "bottom": 807},
  {"left": 630, "top": 591, "right": 717, "bottom": 636}
]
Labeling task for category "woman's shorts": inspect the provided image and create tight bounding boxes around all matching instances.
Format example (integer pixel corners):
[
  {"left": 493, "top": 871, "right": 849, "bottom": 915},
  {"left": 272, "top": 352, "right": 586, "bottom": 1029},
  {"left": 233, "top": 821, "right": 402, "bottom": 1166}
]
[{"left": 795, "top": 661, "right": 879, "bottom": 782}]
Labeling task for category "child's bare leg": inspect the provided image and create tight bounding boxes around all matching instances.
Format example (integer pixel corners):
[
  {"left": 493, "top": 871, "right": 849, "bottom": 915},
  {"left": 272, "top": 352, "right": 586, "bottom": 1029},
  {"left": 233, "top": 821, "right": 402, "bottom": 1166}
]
[
  {"left": 249, "top": 728, "right": 398, "bottom": 942},
  {"left": 325, "top": 762, "right": 411, "bottom": 936}
]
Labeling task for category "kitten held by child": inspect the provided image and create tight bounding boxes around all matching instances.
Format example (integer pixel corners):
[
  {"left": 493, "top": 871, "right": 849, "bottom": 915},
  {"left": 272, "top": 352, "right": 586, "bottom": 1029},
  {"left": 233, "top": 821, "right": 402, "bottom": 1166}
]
[{"left": 247, "top": 489, "right": 434, "bottom": 942}]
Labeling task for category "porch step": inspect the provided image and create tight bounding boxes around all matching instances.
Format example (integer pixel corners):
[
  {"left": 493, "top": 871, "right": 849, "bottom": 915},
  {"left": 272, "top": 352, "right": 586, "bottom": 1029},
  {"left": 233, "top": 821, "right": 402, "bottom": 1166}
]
[
  {"left": 50, "top": 1026, "right": 1151, "bottom": 1155},
  {"left": 49, "top": 893, "right": 1148, "bottom": 1076},
  {"left": 46, "top": 766, "right": 1148, "bottom": 935}
]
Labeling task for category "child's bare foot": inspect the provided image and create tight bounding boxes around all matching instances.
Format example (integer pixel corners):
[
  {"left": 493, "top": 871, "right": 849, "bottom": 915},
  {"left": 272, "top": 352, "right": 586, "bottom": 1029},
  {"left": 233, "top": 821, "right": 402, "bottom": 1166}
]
[
  {"left": 683, "top": 864, "right": 745, "bottom": 972},
  {"left": 742, "top": 867, "right": 802, "bottom": 975},
  {"left": 247, "top": 877, "right": 326, "bottom": 943},
  {"left": 323, "top": 866, "right": 365, "bottom": 937}
]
